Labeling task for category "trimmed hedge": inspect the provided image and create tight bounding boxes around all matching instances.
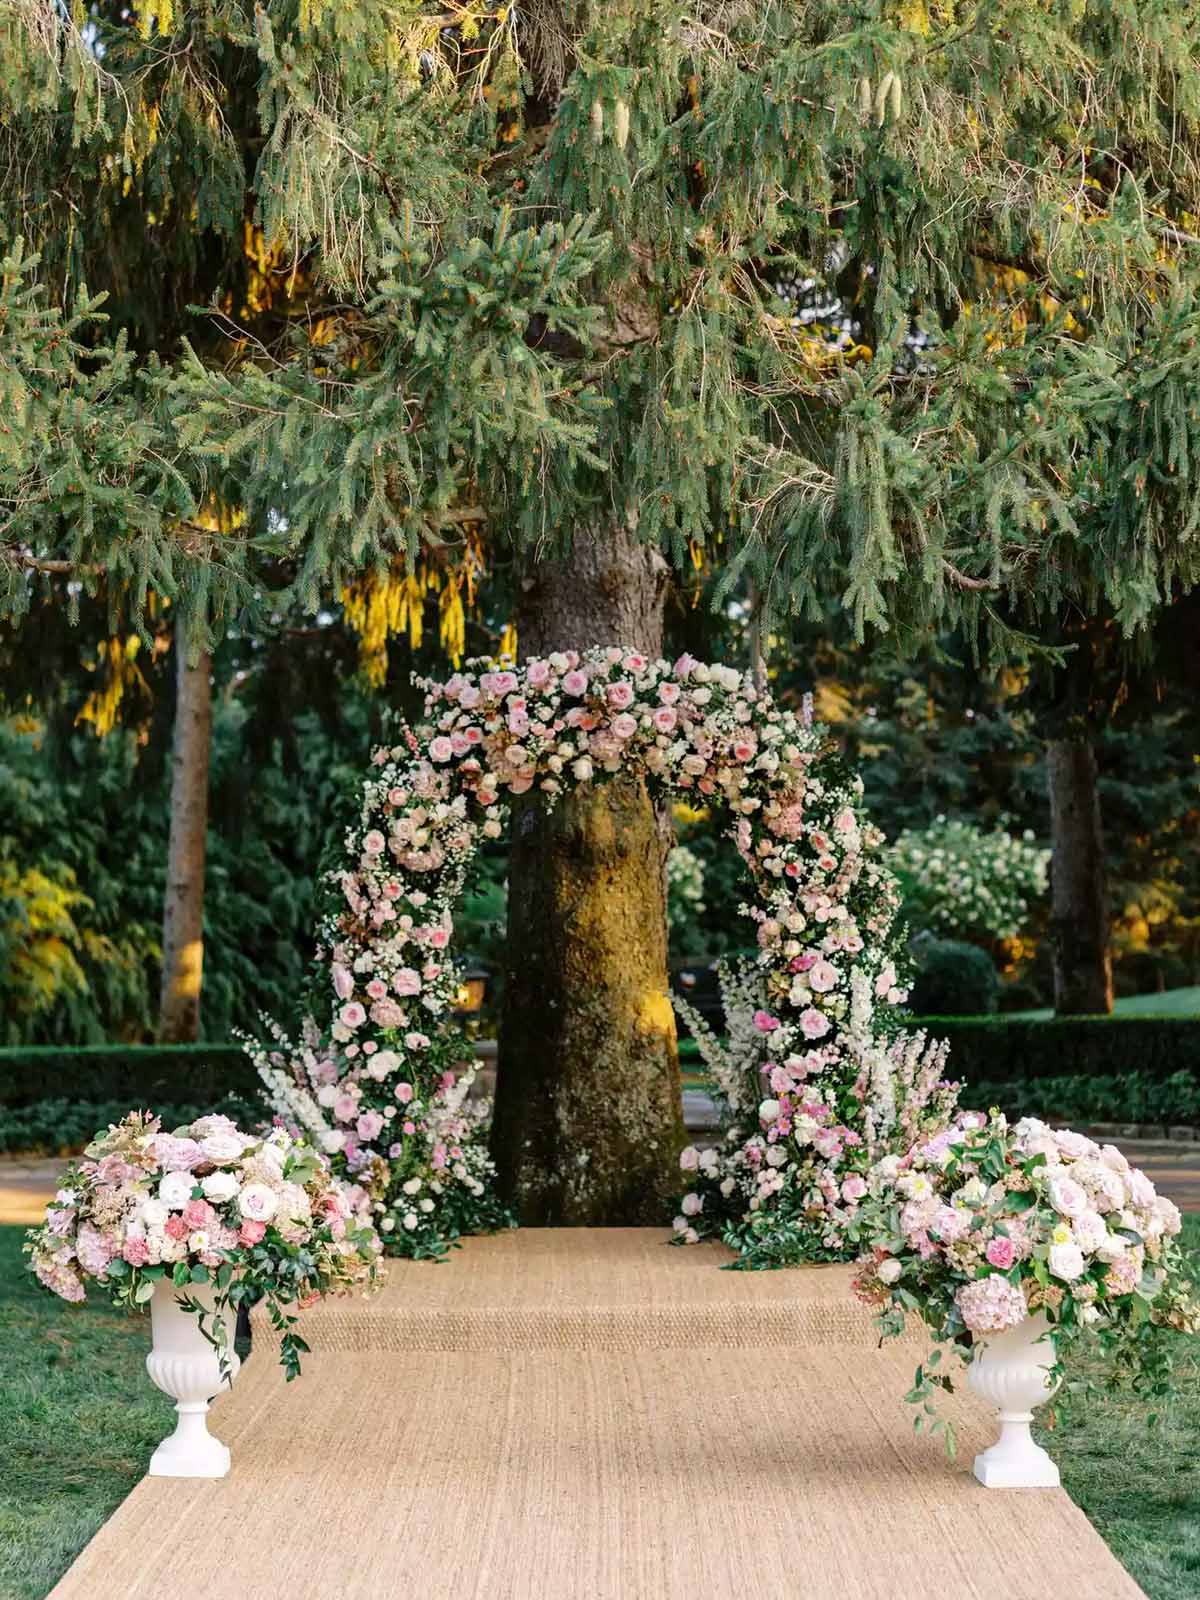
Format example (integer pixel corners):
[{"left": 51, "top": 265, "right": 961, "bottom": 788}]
[
  {"left": 0, "top": 1094, "right": 261, "bottom": 1157},
  {"left": 910, "top": 1015, "right": 1200, "bottom": 1085},
  {"left": 0, "top": 1043, "right": 260, "bottom": 1109},
  {"left": 964, "top": 1071, "right": 1200, "bottom": 1128}
]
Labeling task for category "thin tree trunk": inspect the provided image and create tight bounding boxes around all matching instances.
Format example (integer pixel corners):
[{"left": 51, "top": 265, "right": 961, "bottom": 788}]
[
  {"left": 491, "top": 525, "right": 684, "bottom": 1224},
  {"left": 159, "top": 629, "right": 212, "bottom": 1041},
  {"left": 1046, "top": 737, "right": 1113, "bottom": 1015}
]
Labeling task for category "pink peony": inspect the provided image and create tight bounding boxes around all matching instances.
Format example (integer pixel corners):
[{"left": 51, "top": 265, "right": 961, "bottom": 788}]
[
  {"left": 122, "top": 1237, "right": 150, "bottom": 1267},
  {"left": 182, "top": 1199, "right": 215, "bottom": 1230},
  {"left": 986, "top": 1236, "right": 1016, "bottom": 1270},
  {"left": 752, "top": 1010, "right": 781, "bottom": 1033}
]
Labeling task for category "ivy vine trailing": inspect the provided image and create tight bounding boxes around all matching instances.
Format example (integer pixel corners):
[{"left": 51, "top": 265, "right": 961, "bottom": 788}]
[{"left": 253, "top": 645, "right": 959, "bottom": 1264}]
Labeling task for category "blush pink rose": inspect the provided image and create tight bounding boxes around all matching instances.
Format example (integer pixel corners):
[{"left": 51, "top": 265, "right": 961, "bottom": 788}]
[
  {"left": 653, "top": 706, "right": 677, "bottom": 733},
  {"left": 611, "top": 713, "right": 638, "bottom": 739},
  {"left": 752, "top": 1010, "right": 781, "bottom": 1033},
  {"left": 393, "top": 968, "right": 422, "bottom": 996},
  {"left": 562, "top": 670, "right": 588, "bottom": 695},
  {"left": 239, "top": 1220, "right": 267, "bottom": 1246},
  {"left": 606, "top": 680, "right": 634, "bottom": 710},
  {"left": 799, "top": 1007, "right": 831, "bottom": 1039}
]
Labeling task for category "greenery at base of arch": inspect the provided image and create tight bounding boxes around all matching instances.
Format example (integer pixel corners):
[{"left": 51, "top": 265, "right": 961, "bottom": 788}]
[{"left": 248, "top": 647, "right": 958, "bottom": 1264}]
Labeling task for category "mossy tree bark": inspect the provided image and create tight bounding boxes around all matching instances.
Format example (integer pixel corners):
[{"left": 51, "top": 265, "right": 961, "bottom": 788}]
[
  {"left": 159, "top": 629, "right": 212, "bottom": 1042},
  {"left": 491, "top": 526, "right": 685, "bottom": 1224},
  {"left": 1047, "top": 737, "right": 1113, "bottom": 1016}
]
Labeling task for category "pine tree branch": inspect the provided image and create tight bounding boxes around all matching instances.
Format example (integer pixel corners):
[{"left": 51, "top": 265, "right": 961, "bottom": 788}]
[{"left": 942, "top": 560, "right": 997, "bottom": 593}]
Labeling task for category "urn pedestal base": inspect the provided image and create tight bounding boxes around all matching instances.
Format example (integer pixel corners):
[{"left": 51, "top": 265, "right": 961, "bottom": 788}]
[
  {"left": 145, "top": 1280, "right": 240, "bottom": 1479},
  {"left": 967, "top": 1310, "right": 1061, "bottom": 1490}
]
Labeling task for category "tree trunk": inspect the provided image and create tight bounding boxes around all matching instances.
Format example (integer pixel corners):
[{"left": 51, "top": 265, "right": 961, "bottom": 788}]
[
  {"left": 159, "top": 630, "right": 212, "bottom": 1042},
  {"left": 491, "top": 526, "right": 684, "bottom": 1224},
  {"left": 1046, "top": 738, "right": 1113, "bottom": 1015}
]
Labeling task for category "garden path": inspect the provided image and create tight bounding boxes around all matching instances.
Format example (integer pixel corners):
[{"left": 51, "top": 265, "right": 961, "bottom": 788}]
[{"left": 48, "top": 1229, "right": 1146, "bottom": 1600}]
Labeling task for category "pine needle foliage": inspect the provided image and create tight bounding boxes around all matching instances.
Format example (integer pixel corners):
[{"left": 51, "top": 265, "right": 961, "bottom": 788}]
[{"left": 3, "top": 0, "right": 1200, "bottom": 652}]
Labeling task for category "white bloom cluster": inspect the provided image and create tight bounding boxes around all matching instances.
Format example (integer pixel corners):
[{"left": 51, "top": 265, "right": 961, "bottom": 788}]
[{"left": 889, "top": 815, "right": 1050, "bottom": 942}]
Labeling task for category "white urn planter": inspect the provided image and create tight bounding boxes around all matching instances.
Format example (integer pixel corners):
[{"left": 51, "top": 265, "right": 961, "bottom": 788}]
[
  {"left": 967, "top": 1310, "right": 1061, "bottom": 1488},
  {"left": 145, "top": 1280, "right": 240, "bottom": 1478}
]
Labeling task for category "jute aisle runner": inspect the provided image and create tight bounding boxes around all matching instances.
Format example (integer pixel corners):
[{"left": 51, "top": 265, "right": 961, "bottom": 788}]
[{"left": 50, "top": 1230, "right": 1146, "bottom": 1600}]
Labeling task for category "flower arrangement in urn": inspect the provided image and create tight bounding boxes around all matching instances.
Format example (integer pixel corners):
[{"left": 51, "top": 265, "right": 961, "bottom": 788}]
[
  {"left": 26, "top": 1112, "right": 383, "bottom": 1476},
  {"left": 852, "top": 1111, "right": 1199, "bottom": 1486}
]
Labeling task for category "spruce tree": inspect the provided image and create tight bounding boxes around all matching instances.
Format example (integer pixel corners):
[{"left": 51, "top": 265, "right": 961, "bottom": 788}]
[{"left": 5, "top": 1, "right": 1200, "bottom": 1217}]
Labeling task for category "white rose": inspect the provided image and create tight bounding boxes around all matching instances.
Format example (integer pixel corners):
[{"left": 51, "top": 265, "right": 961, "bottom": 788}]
[
  {"left": 317, "top": 1083, "right": 338, "bottom": 1107},
  {"left": 321, "top": 1129, "right": 345, "bottom": 1154},
  {"left": 366, "top": 1050, "right": 399, "bottom": 1082},
  {"left": 201, "top": 1132, "right": 245, "bottom": 1164},
  {"left": 238, "top": 1183, "right": 279, "bottom": 1223},
  {"left": 402, "top": 1178, "right": 422, "bottom": 1195},
  {"left": 139, "top": 1198, "right": 169, "bottom": 1228},
  {"left": 571, "top": 757, "right": 594, "bottom": 782},
  {"left": 758, "top": 1098, "right": 782, "bottom": 1124},
  {"left": 877, "top": 1259, "right": 903, "bottom": 1285},
  {"left": 202, "top": 1171, "right": 240, "bottom": 1204},
  {"left": 1048, "top": 1242, "right": 1086, "bottom": 1281},
  {"left": 681, "top": 1192, "right": 703, "bottom": 1217},
  {"left": 419, "top": 1198, "right": 435, "bottom": 1214},
  {"left": 159, "top": 1171, "right": 195, "bottom": 1209},
  {"left": 403, "top": 1212, "right": 419, "bottom": 1230}
]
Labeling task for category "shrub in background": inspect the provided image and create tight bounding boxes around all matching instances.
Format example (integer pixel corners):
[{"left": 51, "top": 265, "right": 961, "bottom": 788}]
[
  {"left": 909, "top": 937, "right": 1000, "bottom": 1016},
  {"left": 890, "top": 816, "right": 1050, "bottom": 944}
]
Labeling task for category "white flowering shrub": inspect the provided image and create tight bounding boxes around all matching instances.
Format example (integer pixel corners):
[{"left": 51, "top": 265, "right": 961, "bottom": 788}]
[{"left": 889, "top": 816, "right": 1050, "bottom": 943}]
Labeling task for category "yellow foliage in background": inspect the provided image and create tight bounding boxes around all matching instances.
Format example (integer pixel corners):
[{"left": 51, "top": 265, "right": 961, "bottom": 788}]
[
  {"left": 341, "top": 534, "right": 488, "bottom": 683},
  {"left": 76, "top": 635, "right": 151, "bottom": 739},
  {"left": 0, "top": 861, "right": 90, "bottom": 1018}
]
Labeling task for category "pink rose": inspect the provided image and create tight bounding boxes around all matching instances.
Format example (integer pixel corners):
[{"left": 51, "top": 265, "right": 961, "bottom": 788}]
[
  {"left": 393, "top": 968, "right": 422, "bottom": 997},
  {"left": 799, "top": 1007, "right": 831, "bottom": 1039},
  {"left": 428, "top": 736, "right": 454, "bottom": 763},
  {"left": 653, "top": 706, "right": 677, "bottom": 733},
  {"left": 339, "top": 1001, "right": 366, "bottom": 1029},
  {"left": 357, "top": 1110, "right": 385, "bottom": 1141},
  {"left": 164, "top": 1215, "right": 189, "bottom": 1241},
  {"left": 606, "top": 680, "right": 635, "bottom": 710},
  {"left": 562, "top": 670, "right": 588, "bottom": 696},
  {"left": 841, "top": 1176, "right": 867, "bottom": 1203},
  {"left": 366, "top": 979, "right": 388, "bottom": 1001},
  {"left": 527, "top": 660, "right": 551, "bottom": 687},
  {"left": 986, "top": 1236, "right": 1016, "bottom": 1270},
  {"left": 395, "top": 1083, "right": 414, "bottom": 1103},
  {"left": 752, "top": 1010, "right": 781, "bottom": 1033},
  {"left": 362, "top": 829, "right": 386, "bottom": 856},
  {"left": 611, "top": 713, "right": 638, "bottom": 739},
  {"left": 239, "top": 1220, "right": 267, "bottom": 1246}
]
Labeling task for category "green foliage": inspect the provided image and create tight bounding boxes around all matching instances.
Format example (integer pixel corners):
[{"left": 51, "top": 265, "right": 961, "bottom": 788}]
[
  {"left": 915, "top": 1014, "right": 1200, "bottom": 1085},
  {"left": 909, "top": 936, "right": 1001, "bottom": 1016},
  {"left": 4, "top": 2, "right": 1200, "bottom": 652},
  {"left": 968, "top": 1070, "right": 1200, "bottom": 1129}
]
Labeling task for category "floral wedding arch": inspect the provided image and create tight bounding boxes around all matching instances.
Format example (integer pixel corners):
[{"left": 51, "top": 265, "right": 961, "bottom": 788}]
[{"left": 250, "top": 647, "right": 956, "bottom": 1264}]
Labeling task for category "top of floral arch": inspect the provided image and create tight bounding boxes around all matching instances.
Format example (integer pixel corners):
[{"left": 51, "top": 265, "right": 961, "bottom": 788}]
[{"left": 256, "top": 645, "right": 932, "bottom": 1256}]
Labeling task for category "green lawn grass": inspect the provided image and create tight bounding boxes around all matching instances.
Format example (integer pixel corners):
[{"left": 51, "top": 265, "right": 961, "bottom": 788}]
[
  {"left": 1034, "top": 1213, "right": 1200, "bottom": 1600},
  {"left": 0, "top": 1225, "right": 173, "bottom": 1600},
  {"left": 1009, "top": 985, "right": 1200, "bottom": 1022},
  {"left": 1, "top": 1215, "right": 1197, "bottom": 1599}
]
